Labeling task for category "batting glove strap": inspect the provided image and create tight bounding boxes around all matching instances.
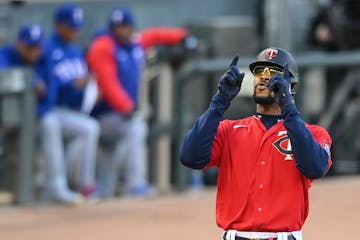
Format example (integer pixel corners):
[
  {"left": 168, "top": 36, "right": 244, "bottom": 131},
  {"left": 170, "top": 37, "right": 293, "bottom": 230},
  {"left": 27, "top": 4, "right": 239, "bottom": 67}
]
[
  {"left": 281, "top": 102, "right": 299, "bottom": 120},
  {"left": 211, "top": 93, "right": 231, "bottom": 110}
]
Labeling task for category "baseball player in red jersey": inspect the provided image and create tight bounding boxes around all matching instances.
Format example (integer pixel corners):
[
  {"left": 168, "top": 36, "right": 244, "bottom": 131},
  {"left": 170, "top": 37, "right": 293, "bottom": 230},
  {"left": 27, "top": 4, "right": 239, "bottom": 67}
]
[{"left": 180, "top": 48, "right": 332, "bottom": 240}]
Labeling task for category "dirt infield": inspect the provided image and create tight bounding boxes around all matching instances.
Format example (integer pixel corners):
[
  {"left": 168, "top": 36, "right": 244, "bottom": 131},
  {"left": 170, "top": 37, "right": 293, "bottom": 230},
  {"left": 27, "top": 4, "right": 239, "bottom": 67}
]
[{"left": 0, "top": 176, "right": 359, "bottom": 240}]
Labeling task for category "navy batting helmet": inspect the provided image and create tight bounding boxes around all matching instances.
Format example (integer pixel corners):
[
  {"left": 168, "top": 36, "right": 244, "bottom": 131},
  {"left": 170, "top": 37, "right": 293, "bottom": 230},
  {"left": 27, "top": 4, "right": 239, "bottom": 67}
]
[{"left": 249, "top": 47, "right": 298, "bottom": 94}]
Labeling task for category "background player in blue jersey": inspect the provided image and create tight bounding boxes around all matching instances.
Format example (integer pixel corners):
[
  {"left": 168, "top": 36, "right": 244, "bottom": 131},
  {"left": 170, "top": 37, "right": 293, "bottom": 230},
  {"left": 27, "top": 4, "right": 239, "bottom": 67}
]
[
  {"left": 0, "top": 24, "right": 43, "bottom": 68},
  {"left": 0, "top": 24, "right": 44, "bottom": 93},
  {"left": 0, "top": 24, "right": 49, "bottom": 120},
  {"left": 40, "top": 4, "right": 99, "bottom": 205}
]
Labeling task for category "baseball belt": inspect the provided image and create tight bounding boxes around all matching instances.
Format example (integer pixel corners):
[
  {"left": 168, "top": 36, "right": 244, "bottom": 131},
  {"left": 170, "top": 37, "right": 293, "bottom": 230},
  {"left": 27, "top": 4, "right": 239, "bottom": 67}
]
[
  {"left": 229, "top": 237, "right": 295, "bottom": 240},
  {"left": 223, "top": 231, "right": 296, "bottom": 240}
]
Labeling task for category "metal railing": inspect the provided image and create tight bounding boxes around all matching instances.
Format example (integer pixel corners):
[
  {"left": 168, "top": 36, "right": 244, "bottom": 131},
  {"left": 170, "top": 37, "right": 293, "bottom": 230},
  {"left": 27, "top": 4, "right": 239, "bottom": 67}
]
[
  {"left": 2, "top": 50, "right": 360, "bottom": 202},
  {"left": 0, "top": 68, "right": 35, "bottom": 204}
]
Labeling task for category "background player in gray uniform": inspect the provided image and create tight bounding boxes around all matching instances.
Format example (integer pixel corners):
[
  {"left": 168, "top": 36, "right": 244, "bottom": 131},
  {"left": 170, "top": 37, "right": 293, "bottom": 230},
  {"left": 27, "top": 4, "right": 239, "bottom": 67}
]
[{"left": 40, "top": 4, "right": 99, "bottom": 205}]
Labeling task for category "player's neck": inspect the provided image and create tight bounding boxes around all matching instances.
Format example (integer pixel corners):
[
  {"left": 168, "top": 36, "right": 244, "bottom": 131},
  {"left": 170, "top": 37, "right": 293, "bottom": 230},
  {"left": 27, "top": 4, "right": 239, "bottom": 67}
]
[{"left": 256, "top": 103, "right": 282, "bottom": 115}]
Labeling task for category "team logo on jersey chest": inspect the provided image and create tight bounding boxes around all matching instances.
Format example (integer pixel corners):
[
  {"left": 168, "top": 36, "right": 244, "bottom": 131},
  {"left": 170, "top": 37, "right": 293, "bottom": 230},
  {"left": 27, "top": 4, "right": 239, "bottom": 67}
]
[{"left": 273, "top": 132, "right": 293, "bottom": 160}]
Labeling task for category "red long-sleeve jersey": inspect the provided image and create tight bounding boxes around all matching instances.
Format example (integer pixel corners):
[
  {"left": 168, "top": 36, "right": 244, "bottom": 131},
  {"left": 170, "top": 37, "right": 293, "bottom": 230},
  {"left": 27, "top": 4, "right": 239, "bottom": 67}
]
[{"left": 208, "top": 116, "right": 332, "bottom": 232}]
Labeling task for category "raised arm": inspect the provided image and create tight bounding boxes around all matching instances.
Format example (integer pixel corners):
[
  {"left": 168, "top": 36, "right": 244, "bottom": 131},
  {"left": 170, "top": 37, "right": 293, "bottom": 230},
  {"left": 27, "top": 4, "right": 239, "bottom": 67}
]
[
  {"left": 268, "top": 65, "right": 332, "bottom": 179},
  {"left": 137, "top": 27, "right": 188, "bottom": 50},
  {"left": 180, "top": 56, "right": 245, "bottom": 169}
]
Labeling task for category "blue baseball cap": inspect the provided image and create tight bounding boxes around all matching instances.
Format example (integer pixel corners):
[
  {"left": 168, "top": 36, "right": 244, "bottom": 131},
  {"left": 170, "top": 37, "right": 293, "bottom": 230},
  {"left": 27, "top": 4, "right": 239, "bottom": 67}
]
[
  {"left": 55, "top": 4, "right": 84, "bottom": 29},
  {"left": 17, "top": 24, "right": 43, "bottom": 46},
  {"left": 109, "top": 7, "right": 134, "bottom": 28}
]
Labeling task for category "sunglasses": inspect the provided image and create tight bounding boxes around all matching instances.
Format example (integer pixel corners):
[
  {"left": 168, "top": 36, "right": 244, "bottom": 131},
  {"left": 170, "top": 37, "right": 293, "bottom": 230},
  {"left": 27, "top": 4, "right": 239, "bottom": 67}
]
[{"left": 253, "top": 66, "right": 284, "bottom": 78}]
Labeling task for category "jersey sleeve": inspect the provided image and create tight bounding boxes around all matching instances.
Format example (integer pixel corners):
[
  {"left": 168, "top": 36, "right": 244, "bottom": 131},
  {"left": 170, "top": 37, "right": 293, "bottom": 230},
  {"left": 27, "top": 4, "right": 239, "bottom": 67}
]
[
  {"left": 283, "top": 104, "right": 332, "bottom": 179},
  {"left": 206, "top": 121, "right": 227, "bottom": 168},
  {"left": 137, "top": 27, "right": 188, "bottom": 50},
  {"left": 0, "top": 49, "right": 9, "bottom": 69},
  {"left": 180, "top": 93, "right": 230, "bottom": 169},
  {"left": 73, "top": 47, "right": 89, "bottom": 79},
  {"left": 87, "top": 36, "right": 134, "bottom": 114},
  {"left": 309, "top": 125, "right": 333, "bottom": 171}
]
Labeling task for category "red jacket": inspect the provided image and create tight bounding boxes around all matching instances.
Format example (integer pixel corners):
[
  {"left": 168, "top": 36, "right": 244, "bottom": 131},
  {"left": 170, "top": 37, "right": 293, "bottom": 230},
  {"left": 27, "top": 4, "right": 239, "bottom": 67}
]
[{"left": 87, "top": 27, "right": 188, "bottom": 115}]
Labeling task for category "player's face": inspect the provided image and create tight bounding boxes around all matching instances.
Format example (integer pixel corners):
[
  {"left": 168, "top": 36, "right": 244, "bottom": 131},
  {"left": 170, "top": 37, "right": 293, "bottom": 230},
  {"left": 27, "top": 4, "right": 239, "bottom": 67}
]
[
  {"left": 252, "top": 66, "right": 283, "bottom": 105},
  {"left": 17, "top": 41, "right": 42, "bottom": 64},
  {"left": 56, "top": 23, "right": 79, "bottom": 43},
  {"left": 112, "top": 24, "right": 133, "bottom": 44}
]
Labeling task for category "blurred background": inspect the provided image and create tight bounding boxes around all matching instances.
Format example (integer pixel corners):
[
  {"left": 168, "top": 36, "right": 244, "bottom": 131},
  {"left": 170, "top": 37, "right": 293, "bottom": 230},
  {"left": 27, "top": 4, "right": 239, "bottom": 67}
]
[
  {"left": 0, "top": 0, "right": 359, "bottom": 234},
  {"left": 1, "top": 0, "right": 360, "bottom": 239}
]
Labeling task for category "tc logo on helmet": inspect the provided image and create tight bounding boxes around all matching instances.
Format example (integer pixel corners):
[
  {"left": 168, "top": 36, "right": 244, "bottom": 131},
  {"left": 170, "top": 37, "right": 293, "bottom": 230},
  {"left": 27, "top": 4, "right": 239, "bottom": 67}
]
[{"left": 265, "top": 49, "right": 278, "bottom": 60}]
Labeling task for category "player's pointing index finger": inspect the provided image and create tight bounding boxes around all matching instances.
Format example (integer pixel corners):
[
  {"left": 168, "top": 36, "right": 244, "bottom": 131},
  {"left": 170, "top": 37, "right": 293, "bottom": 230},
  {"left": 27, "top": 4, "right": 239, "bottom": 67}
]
[{"left": 229, "top": 55, "right": 239, "bottom": 68}]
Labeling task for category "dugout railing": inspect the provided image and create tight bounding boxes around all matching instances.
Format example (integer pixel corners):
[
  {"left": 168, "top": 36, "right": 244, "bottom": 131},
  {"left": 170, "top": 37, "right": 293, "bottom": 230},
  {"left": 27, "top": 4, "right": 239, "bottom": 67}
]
[
  {"left": 2, "top": 51, "right": 360, "bottom": 204},
  {"left": 0, "top": 68, "right": 35, "bottom": 204}
]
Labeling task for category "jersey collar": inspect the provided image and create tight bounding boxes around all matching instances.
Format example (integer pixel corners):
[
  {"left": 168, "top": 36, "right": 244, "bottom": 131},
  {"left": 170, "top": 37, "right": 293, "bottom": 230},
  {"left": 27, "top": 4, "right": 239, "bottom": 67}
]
[{"left": 254, "top": 113, "right": 283, "bottom": 121}]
